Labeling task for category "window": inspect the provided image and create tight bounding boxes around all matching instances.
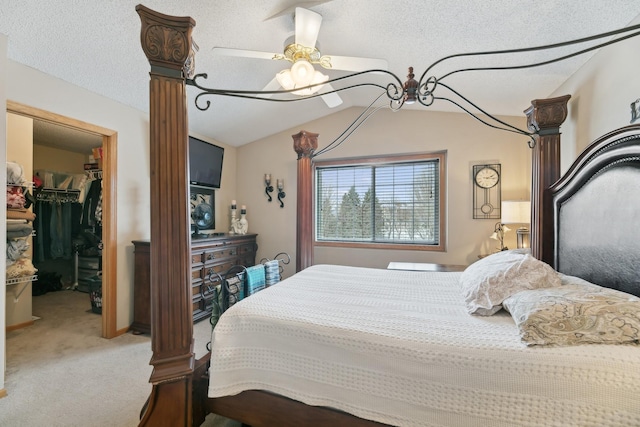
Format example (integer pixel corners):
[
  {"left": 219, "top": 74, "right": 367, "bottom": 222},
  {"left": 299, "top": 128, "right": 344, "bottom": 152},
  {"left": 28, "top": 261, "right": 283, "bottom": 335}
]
[{"left": 315, "top": 152, "right": 446, "bottom": 251}]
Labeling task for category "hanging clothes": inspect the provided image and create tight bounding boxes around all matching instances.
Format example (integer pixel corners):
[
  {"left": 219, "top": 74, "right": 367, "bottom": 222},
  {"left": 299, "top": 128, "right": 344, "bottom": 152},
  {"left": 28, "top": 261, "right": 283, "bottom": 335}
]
[
  {"left": 32, "top": 170, "right": 86, "bottom": 262},
  {"left": 81, "top": 178, "right": 102, "bottom": 228}
]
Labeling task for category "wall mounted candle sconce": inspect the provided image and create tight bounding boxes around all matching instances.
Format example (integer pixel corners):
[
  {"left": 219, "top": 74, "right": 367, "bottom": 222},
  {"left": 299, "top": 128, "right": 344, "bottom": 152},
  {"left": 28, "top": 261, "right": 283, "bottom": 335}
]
[
  {"left": 264, "top": 173, "right": 273, "bottom": 202},
  {"left": 277, "top": 179, "right": 285, "bottom": 208},
  {"left": 631, "top": 99, "right": 640, "bottom": 124}
]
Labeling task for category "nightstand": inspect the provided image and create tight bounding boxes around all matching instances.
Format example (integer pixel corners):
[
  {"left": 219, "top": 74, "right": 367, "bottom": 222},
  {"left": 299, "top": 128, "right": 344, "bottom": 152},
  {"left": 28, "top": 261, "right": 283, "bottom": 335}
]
[{"left": 387, "top": 262, "right": 466, "bottom": 272}]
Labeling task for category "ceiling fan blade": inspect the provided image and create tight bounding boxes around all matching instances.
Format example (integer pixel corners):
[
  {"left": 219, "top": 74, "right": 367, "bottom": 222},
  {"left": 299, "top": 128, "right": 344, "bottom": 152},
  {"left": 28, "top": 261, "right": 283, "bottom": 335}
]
[
  {"left": 265, "top": 1, "right": 335, "bottom": 20},
  {"left": 325, "top": 55, "right": 388, "bottom": 72},
  {"left": 262, "top": 77, "right": 281, "bottom": 95},
  {"left": 319, "top": 83, "right": 343, "bottom": 108},
  {"left": 295, "top": 7, "right": 322, "bottom": 48},
  {"left": 212, "top": 47, "right": 279, "bottom": 61}
]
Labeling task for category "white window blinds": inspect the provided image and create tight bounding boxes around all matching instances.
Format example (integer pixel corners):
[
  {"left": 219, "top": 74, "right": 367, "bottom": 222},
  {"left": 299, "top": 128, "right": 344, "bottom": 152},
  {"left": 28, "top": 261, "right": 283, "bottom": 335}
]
[{"left": 316, "top": 157, "right": 440, "bottom": 246}]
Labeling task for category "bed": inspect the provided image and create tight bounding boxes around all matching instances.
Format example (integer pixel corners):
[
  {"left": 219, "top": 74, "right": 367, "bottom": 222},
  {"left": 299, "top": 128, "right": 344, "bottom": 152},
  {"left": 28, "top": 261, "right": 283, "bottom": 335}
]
[
  {"left": 206, "top": 263, "right": 640, "bottom": 426},
  {"left": 135, "top": 6, "right": 640, "bottom": 427}
]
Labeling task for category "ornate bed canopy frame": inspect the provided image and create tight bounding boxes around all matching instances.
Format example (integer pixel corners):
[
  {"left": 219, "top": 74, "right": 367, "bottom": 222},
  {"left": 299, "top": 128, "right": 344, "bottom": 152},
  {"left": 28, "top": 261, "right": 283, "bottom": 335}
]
[{"left": 135, "top": 5, "right": 639, "bottom": 426}]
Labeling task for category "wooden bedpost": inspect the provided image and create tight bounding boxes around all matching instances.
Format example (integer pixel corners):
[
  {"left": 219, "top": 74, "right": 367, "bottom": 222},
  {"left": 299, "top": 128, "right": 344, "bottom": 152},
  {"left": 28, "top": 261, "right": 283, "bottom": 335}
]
[
  {"left": 136, "top": 5, "right": 196, "bottom": 426},
  {"left": 524, "top": 95, "right": 570, "bottom": 265},
  {"left": 293, "top": 130, "right": 318, "bottom": 272}
]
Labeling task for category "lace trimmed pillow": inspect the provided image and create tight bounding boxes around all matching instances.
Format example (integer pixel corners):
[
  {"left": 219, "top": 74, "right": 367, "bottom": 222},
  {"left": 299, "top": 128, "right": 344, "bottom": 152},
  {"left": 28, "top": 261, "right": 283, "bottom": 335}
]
[
  {"left": 460, "top": 249, "right": 561, "bottom": 315},
  {"left": 503, "top": 274, "right": 640, "bottom": 346}
]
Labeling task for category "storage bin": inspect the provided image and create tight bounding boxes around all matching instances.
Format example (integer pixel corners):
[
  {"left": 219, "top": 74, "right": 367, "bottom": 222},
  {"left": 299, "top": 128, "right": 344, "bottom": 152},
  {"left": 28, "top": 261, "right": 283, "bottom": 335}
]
[
  {"left": 88, "top": 275, "right": 102, "bottom": 314},
  {"left": 78, "top": 256, "right": 101, "bottom": 270}
]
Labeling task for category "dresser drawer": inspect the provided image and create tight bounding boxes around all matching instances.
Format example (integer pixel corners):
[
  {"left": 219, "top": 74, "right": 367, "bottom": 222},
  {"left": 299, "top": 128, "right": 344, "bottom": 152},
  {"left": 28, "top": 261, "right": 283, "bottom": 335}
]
[
  {"left": 191, "top": 259, "right": 238, "bottom": 283},
  {"left": 203, "top": 261, "right": 236, "bottom": 280},
  {"left": 203, "top": 246, "right": 239, "bottom": 263},
  {"left": 238, "top": 243, "right": 256, "bottom": 255}
]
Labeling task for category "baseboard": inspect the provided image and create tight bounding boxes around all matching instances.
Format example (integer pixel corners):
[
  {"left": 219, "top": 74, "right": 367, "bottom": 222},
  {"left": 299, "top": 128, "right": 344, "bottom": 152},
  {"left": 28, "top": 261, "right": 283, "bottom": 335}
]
[
  {"left": 6, "top": 319, "right": 35, "bottom": 332},
  {"left": 115, "top": 326, "right": 132, "bottom": 337},
  {"left": 0, "top": 388, "right": 7, "bottom": 399}
]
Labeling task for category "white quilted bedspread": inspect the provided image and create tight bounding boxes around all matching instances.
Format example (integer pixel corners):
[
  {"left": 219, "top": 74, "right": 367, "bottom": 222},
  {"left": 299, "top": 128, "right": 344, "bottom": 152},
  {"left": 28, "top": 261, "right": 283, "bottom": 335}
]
[{"left": 208, "top": 264, "right": 640, "bottom": 427}]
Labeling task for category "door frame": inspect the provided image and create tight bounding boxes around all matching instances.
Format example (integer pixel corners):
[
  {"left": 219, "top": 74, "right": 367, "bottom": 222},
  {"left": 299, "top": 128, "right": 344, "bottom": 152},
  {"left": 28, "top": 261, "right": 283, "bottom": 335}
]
[{"left": 7, "top": 100, "right": 118, "bottom": 338}]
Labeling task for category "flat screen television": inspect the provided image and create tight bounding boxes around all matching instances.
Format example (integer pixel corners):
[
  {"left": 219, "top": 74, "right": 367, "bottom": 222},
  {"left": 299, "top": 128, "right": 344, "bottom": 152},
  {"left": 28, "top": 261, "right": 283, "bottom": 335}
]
[{"left": 188, "top": 136, "right": 224, "bottom": 189}]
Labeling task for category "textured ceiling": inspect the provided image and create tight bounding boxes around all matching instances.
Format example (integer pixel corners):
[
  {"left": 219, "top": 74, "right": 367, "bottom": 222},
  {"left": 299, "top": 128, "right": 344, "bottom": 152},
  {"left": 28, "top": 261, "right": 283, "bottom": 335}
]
[
  {"left": 2, "top": 1, "right": 640, "bottom": 148},
  {"left": 32, "top": 121, "right": 102, "bottom": 155}
]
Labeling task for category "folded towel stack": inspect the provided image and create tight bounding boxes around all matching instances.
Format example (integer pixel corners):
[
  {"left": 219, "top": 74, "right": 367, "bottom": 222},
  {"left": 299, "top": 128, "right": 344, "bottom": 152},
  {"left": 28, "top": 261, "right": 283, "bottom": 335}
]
[
  {"left": 7, "top": 209, "right": 36, "bottom": 221},
  {"left": 264, "top": 260, "right": 281, "bottom": 287},
  {"left": 245, "top": 265, "right": 266, "bottom": 296},
  {"left": 7, "top": 221, "right": 33, "bottom": 239}
]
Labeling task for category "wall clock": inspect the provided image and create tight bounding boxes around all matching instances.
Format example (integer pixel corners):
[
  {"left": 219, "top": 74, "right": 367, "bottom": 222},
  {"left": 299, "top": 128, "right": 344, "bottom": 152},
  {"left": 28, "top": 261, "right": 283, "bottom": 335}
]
[{"left": 472, "top": 163, "right": 501, "bottom": 219}]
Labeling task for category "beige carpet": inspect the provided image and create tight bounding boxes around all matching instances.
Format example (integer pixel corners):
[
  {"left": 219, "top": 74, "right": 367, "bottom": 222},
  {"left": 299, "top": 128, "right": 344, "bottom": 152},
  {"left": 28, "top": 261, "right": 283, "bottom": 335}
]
[{"left": 1, "top": 289, "right": 240, "bottom": 427}]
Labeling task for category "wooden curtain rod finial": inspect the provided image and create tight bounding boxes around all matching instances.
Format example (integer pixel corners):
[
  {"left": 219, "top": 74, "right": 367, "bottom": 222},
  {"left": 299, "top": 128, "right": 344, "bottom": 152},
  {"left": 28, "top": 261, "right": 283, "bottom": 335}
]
[{"left": 403, "top": 66, "right": 418, "bottom": 104}]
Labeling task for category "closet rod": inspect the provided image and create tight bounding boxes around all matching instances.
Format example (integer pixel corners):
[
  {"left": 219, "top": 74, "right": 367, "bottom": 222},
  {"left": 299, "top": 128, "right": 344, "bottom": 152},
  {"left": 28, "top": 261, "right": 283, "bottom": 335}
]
[
  {"left": 36, "top": 188, "right": 81, "bottom": 202},
  {"left": 86, "top": 170, "right": 103, "bottom": 180}
]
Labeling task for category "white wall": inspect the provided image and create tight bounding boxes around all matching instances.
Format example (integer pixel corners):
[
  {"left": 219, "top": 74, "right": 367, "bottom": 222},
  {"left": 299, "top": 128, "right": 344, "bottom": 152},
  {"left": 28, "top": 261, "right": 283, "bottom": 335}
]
[
  {"left": 33, "top": 144, "right": 88, "bottom": 174},
  {"left": 237, "top": 107, "right": 531, "bottom": 278},
  {"left": 0, "top": 33, "right": 7, "bottom": 396},
  {"left": 5, "top": 60, "right": 150, "bottom": 332},
  {"left": 551, "top": 15, "right": 640, "bottom": 172},
  {"left": 3, "top": 59, "right": 238, "bottom": 332}
]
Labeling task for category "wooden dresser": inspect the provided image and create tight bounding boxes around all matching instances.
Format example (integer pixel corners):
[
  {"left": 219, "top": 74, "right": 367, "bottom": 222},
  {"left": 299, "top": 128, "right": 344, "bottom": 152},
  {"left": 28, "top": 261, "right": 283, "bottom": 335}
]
[{"left": 131, "top": 233, "right": 258, "bottom": 334}]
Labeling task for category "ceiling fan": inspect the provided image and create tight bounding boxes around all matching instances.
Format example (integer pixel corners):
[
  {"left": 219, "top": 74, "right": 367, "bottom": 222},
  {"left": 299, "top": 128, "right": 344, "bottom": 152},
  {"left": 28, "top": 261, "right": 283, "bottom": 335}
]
[{"left": 212, "top": 7, "right": 388, "bottom": 108}]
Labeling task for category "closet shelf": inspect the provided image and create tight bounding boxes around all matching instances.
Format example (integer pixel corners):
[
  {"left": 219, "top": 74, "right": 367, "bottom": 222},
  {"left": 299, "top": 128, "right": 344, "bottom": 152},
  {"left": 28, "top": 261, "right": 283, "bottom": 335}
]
[
  {"left": 7, "top": 182, "right": 35, "bottom": 187},
  {"left": 7, "top": 274, "right": 38, "bottom": 302},
  {"left": 6, "top": 274, "right": 38, "bottom": 286}
]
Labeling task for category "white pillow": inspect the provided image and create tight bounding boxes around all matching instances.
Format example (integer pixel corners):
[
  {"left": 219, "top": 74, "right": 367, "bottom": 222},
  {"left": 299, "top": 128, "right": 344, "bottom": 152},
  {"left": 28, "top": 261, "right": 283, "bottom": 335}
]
[{"left": 460, "top": 250, "right": 561, "bottom": 315}]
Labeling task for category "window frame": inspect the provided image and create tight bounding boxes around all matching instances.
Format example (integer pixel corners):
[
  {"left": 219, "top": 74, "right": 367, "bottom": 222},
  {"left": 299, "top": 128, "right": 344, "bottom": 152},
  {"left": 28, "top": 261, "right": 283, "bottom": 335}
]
[{"left": 313, "top": 151, "right": 447, "bottom": 252}]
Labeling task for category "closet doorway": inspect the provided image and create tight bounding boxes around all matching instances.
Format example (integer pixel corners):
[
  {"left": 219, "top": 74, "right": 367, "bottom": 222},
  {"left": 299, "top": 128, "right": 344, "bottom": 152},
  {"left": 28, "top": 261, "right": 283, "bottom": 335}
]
[{"left": 7, "top": 101, "right": 117, "bottom": 339}]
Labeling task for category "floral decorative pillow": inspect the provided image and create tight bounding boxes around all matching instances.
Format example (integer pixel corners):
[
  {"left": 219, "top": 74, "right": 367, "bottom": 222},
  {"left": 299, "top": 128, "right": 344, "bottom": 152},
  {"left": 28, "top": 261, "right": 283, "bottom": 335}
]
[
  {"left": 503, "top": 275, "right": 640, "bottom": 346},
  {"left": 460, "top": 250, "right": 561, "bottom": 315}
]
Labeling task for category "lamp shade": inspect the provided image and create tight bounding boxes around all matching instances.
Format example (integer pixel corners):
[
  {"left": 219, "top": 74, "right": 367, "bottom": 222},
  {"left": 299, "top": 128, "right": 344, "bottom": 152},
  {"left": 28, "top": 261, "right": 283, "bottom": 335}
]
[
  {"left": 290, "top": 59, "right": 315, "bottom": 87},
  {"left": 501, "top": 200, "right": 531, "bottom": 224},
  {"left": 276, "top": 67, "right": 328, "bottom": 95}
]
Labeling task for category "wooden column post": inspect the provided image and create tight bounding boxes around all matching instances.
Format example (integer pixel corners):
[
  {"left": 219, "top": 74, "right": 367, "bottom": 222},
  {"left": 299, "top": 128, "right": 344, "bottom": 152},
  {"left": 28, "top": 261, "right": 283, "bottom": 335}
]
[
  {"left": 137, "top": 6, "right": 196, "bottom": 426},
  {"left": 524, "top": 95, "right": 570, "bottom": 266},
  {"left": 293, "top": 130, "right": 318, "bottom": 272}
]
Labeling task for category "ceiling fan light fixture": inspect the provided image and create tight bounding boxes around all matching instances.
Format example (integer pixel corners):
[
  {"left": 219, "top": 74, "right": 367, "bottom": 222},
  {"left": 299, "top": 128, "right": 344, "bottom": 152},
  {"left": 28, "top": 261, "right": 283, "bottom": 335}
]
[
  {"left": 277, "top": 68, "right": 328, "bottom": 96},
  {"left": 292, "top": 71, "right": 328, "bottom": 96},
  {"left": 291, "top": 59, "right": 315, "bottom": 86},
  {"left": 276, "top": 69, "right": 295, "bottom": 90}
]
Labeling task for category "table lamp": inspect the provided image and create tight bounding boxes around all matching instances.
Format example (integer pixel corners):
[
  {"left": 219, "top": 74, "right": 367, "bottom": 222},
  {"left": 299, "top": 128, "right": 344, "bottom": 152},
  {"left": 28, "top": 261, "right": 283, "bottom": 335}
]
[{"left": 501, "top": 200, "right": 531, "bottom": 249}]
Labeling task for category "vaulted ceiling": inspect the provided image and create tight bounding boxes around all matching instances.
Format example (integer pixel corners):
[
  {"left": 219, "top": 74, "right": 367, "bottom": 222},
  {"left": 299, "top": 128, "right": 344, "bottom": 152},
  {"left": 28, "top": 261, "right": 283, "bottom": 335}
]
[{"left": 2, "top": 1, "right": 639, "bottom": 147}]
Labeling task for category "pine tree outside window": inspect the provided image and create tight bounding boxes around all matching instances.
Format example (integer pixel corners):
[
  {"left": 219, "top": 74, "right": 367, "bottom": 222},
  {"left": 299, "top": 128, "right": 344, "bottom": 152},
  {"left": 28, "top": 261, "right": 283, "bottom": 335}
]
[{"left": 315, "top": 152, "right": 446, "bottom": 251}]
